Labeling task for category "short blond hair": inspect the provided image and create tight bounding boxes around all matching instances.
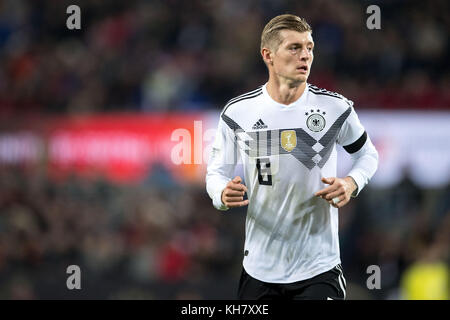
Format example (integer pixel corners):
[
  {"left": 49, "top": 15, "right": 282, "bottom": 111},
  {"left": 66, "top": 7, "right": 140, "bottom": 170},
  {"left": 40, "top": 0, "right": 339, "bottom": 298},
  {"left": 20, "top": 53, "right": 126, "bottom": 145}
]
[{"left": 261, "top": 14, "right": 312, "bottom": 51}]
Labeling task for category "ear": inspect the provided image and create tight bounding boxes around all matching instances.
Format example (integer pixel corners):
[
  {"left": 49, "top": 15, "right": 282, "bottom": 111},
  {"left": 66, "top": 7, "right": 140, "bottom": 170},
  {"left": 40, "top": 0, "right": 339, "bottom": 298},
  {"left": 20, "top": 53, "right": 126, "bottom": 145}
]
[{"left": 261, "top": 47, "right": 273, "bottom": 66}]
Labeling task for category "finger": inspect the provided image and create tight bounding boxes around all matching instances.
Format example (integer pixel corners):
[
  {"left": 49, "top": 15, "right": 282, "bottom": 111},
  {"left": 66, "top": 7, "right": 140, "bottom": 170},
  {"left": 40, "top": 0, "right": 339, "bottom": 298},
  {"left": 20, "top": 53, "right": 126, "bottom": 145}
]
[
  {"left": 328, "top": 194, "right": 346, "bottom": 208},
  {"left": 229, "top": 183, "right": 247, "bottom": 192},
  {"left": 321, "top": 177, "right": 335, "bottom": 185},
  {"left": 228, "top": 183, "right": 247, "bottom": 192},
  {"left": 315, "top": 184, "right": 338, "bottom": 197},
  {"left": 328, "top": 199, "right": 339, "bottom": 208},
  {"left": 224, "top": 189, "right": 245, "bottom": 197},
  {"left": 231, "top": 176, "right": 247, "bottom": 192},
  {"left": 232, "top": 176, "right": 242, "bottom": 184},
  {"left": 225, "top": 196, "right": 245, "bottom": 202},
  {"left": 336, "top": 196, "right": 349, "bottom": 208},
  {"left": 324, "top": 189, "right": 345, "bottom": 201},
  {"left": 227, "top": 200, "right": 249, "bottom": 208}
]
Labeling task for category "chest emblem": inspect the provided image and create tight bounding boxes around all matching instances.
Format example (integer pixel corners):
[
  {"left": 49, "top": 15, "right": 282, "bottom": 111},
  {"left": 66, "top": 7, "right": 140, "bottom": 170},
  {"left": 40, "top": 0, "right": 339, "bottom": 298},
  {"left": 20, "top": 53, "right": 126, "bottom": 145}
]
[
  {"left": 306, "top": 109, "right": 326, "bottom": 132},
  {"left": 281, "top": 130, "right": 297, "bottom": 152}
]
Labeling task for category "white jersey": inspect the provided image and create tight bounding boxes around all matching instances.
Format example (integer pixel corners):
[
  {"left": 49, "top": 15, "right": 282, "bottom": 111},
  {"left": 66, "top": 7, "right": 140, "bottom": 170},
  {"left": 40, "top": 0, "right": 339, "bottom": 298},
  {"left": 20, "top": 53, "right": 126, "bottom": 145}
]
[{"left": 206, "top": 83, "right": 378, "bottom": 283}]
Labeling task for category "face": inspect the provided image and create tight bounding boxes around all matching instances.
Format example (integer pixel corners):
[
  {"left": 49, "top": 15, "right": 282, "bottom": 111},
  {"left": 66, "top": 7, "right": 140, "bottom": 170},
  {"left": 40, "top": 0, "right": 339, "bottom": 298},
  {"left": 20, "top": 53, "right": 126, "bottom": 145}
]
[{"left": 269, "top": 30, "right": 314, "bottom": 83}]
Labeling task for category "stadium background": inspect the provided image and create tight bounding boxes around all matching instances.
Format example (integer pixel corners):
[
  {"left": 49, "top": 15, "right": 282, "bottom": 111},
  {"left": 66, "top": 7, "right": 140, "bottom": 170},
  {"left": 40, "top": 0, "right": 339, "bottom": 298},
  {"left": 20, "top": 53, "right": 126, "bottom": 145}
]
[{"left": 0, "top": 0, "right": 449, "bottom": 299}]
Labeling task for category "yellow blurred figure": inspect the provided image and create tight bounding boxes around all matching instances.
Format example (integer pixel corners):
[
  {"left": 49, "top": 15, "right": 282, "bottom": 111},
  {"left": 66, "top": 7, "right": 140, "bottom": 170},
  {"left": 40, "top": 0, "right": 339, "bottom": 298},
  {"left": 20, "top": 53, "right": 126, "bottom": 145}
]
[{"left": 401, "top": 262, "right": 449, "bottom": 300}]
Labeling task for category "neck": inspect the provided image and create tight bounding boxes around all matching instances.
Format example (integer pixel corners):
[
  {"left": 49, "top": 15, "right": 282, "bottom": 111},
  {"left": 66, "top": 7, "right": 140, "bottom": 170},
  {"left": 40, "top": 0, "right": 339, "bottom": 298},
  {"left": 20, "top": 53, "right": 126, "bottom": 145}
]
[{"left": 266, "top": 76, "right": 307, "bottom": 105}]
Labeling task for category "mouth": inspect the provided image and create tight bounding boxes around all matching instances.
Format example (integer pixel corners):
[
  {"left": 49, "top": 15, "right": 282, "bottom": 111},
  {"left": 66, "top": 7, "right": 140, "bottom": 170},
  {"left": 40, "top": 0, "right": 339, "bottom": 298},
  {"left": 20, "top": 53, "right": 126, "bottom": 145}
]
[{"left": 296, "top": 65, "right": 308, "bottom": 74}]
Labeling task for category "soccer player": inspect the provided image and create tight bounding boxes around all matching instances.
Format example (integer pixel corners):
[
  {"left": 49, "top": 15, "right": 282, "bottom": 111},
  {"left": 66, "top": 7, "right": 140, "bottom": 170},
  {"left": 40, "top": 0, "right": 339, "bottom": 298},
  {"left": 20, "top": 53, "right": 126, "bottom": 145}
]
[{"left": 206, "top": 14, "right": 378, "bottom": 300}]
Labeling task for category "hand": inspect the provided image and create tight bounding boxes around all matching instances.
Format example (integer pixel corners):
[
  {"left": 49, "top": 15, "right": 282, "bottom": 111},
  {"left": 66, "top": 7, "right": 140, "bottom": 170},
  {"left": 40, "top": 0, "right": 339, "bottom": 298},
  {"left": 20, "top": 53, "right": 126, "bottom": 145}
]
[
  {"left": 221, "top": 176, "right": 249, "bottom": 208},
  {"left": 314, "top": 176, "right": 357, "bottom": 208}
]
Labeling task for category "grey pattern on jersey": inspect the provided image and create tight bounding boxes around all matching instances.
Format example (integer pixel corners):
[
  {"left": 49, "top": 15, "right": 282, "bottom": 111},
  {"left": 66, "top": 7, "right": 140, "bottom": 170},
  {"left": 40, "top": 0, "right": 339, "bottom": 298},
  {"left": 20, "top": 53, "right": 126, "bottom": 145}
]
[{"left": 221, "top": 107, "right": 352, "bottom": 170}]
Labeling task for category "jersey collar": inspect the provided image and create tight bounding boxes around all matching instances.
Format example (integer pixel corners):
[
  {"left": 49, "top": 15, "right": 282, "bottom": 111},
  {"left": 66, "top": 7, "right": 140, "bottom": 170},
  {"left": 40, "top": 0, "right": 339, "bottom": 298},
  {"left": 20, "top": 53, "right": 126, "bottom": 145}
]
[{"left": 262, "top": 82, "right": 309, "bottom": 108}]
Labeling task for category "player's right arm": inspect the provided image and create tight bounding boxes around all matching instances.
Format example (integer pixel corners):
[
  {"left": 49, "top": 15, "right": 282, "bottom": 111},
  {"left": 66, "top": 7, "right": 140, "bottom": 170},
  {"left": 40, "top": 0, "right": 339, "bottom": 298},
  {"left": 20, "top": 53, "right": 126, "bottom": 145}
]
[{"left": 206, "top": 116, "right": 248, "bottom": 210}]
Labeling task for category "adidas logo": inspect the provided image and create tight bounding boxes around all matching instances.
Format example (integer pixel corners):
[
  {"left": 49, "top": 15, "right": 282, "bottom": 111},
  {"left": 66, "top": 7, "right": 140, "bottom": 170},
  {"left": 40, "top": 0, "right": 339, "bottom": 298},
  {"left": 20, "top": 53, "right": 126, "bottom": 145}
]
[{"left": 252, "top": 119, "right": 268, "bottom": 130}]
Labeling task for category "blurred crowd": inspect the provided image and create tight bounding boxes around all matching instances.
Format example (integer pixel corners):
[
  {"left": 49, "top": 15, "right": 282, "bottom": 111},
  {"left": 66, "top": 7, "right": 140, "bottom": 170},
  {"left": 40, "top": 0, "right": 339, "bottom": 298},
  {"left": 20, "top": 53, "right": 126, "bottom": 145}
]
[
  {"left": 0, "top": 165, "right": 247, "bottom": 299},
  {"left": 0, "top": 165, "right": 448, "bottom": 299},
  {"left": 0, "top": 0, "right": 449, "bottom": 118}
]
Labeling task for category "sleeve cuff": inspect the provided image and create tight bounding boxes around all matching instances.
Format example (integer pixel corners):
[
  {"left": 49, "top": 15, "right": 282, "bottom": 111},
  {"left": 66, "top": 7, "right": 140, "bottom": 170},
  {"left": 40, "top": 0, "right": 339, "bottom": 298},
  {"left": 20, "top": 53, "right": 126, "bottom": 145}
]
[{"left": 347, "top": 172, "right": 365, "bottom": 197}]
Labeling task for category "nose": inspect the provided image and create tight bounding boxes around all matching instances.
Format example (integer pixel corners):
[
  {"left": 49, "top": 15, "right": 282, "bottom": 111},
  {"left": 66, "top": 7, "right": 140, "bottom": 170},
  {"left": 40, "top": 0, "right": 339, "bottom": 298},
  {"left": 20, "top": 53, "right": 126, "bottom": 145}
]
[{"left": 299, "top": 48, "right": 311, "bottom": 61}]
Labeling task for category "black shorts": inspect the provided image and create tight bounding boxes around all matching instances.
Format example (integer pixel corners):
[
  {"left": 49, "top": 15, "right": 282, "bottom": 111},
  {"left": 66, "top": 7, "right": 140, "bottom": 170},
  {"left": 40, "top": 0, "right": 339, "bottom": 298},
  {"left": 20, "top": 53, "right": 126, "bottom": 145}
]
[{"left": 237, "top": 264, "right": 346, "bottom": 300}]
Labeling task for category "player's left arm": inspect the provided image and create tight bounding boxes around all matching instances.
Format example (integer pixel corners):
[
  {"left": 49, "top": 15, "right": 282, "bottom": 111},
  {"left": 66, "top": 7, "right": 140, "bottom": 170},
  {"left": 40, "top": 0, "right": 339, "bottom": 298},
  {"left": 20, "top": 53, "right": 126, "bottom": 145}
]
[{"left": 315, "top": 103, "right": 379, "bottom": 208}]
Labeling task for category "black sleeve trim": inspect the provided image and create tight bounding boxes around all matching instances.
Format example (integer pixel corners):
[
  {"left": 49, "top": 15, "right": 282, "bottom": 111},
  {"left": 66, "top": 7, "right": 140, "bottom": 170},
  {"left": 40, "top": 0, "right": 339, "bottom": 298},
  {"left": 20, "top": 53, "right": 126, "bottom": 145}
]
[
  {"left": 343, "top": 131, "right": 367, "bottom": 154},
  {"left": 221, "top": 113, "right": 242, "bottom": 132}
]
